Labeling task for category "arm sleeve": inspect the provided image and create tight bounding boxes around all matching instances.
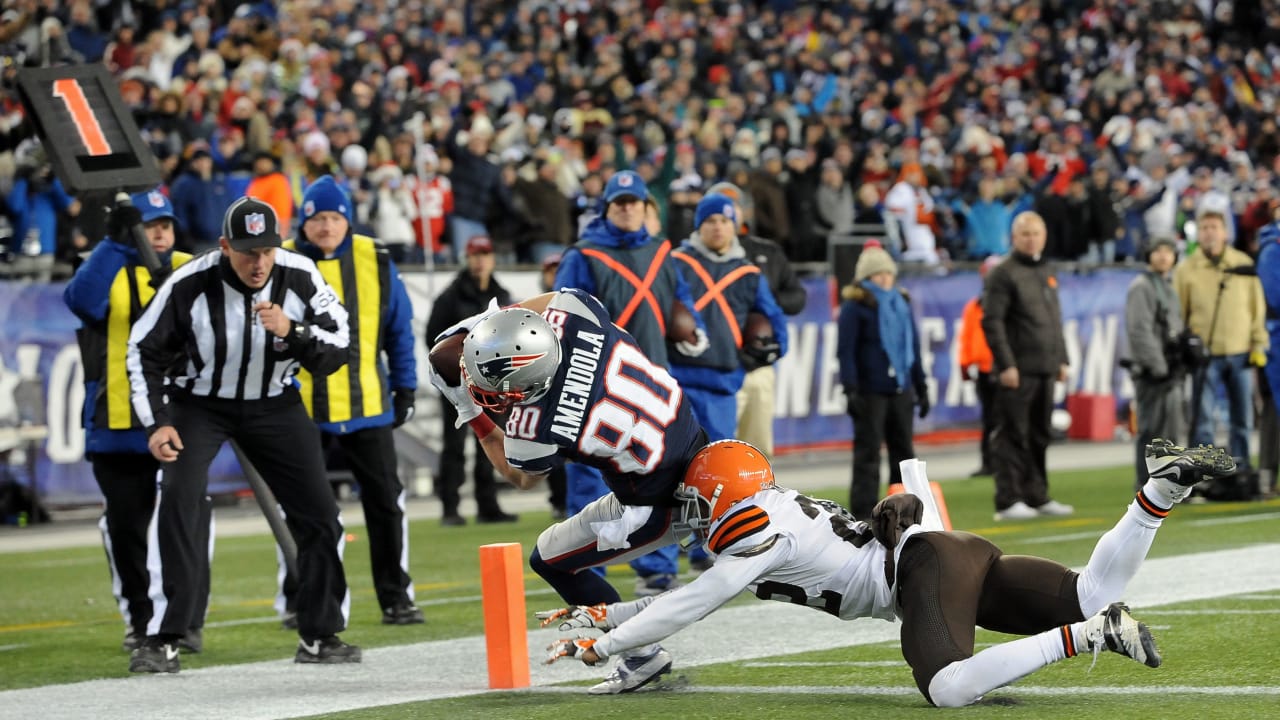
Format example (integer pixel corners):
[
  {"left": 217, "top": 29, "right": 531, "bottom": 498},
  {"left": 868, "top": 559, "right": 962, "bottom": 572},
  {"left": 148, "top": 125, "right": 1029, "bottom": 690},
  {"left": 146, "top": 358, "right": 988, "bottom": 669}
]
[
  {"left": 551, "top": 247, "right": 596, "bottom": 295},
  {"left": 980, "top": 269, "right": 1015, "bottom": 372},
  {"left": 753, "top": 278, "right": 789, "bottom": 357},
  {"left": 1250, "top": 275, "right": 1269, "bottom": 353},
  {"left": 592, "top": 542, "right": 789, "bottom": 659},
  {"left": 673, "top": 264, "right": 708, "bottom": 333},
  {"left": 1258, "top": 240, "right": 1280, "bottom": 313},
  {"left": 382, "top": 261, "right": 417, "bottom": 390},
  {"left": 285, "top": 269, "right": 350, "bottom": 376},
  {"left": 63, "top": 241, "right": 133, "bottom": 323},
  {"left": 836, "top": 300, "right": 860, "bottom": 389}
]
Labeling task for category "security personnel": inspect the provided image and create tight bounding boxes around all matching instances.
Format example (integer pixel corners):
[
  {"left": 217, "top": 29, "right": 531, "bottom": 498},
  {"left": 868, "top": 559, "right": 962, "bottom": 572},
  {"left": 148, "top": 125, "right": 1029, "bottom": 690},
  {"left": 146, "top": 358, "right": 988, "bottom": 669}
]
[
  {"left": 670, "top": 194, "right": 789, "bottom": 440},
  {"left": 552, "top": 170, "right": 707, "bottom": 596},
  {"left": 126, "top": 197, "right": 359, "bottom": 673},
  {"left": 705, "top": 181, "right": 807, "bottom": 459},
  {"left": 284, "top": 176, "right": 423, "bottom": 625},
  {"left": 63, "top": 188, "right": 210, "bottom": 654}
]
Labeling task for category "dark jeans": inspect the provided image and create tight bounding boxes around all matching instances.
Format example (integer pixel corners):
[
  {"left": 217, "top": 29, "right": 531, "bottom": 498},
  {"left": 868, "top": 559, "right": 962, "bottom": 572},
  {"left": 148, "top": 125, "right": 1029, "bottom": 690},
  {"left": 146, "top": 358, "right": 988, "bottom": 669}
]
[
  {"left": 1132, "top": 375, "right": 1186, "bottom": 490},
  {"left": 438, "top": 398, "right": 504, "bottom": 517},
  {"left": 849, "top": 392, "right": 916, "bottom": 520},
  {"left": 1191, "top": 353, "right": 1253, "bottom": 464},
  {"left": 990, "top": 374, "right": 1053, "bottom": 511},
  {"left": 976, "top": 371, "right": 996, "bottom": 470}
]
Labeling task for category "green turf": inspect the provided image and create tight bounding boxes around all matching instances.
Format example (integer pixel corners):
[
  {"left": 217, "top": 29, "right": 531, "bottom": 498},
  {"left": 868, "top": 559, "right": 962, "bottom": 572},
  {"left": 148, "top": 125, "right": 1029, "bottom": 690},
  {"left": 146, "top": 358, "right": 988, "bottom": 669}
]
[{"left": 2, "top": 463, "right": 1277, "bottom": 719}]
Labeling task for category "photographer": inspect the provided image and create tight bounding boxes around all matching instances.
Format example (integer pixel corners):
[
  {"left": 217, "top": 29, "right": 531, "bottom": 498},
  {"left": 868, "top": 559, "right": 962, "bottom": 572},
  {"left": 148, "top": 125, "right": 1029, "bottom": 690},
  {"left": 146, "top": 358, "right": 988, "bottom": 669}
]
[{"left": 1125, "top": 237, "right": 1186, "bottom": 490}]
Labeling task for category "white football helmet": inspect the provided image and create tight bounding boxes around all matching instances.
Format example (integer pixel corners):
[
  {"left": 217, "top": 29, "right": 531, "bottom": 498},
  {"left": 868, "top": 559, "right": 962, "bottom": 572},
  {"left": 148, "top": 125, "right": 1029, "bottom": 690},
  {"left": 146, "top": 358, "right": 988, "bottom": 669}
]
[{"left": 461, "top": 308, "right": 561, "bottom": 411}]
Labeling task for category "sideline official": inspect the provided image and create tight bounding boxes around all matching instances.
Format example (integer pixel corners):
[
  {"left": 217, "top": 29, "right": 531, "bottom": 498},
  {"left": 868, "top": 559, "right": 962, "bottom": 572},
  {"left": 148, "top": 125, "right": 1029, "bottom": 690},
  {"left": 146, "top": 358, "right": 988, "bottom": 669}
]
[
  {"left": 63, "top": 188, "right": 210, "bottom": 654},
  {"left": 285, "top": 176, "right": 423, "bottom": 625},
  {"left": 126, "top": 197, "right": 359, "bottom": 672}
]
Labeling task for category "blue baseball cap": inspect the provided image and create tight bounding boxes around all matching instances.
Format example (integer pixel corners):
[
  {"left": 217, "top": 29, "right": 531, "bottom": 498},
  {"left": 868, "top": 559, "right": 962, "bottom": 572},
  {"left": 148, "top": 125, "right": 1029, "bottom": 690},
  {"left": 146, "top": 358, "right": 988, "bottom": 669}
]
[
  {"left": 131, "top": 187, "right": 178, "bottom": 225},
  {"left": 603, "top": 170, "right": 648, "bottom": 204}
]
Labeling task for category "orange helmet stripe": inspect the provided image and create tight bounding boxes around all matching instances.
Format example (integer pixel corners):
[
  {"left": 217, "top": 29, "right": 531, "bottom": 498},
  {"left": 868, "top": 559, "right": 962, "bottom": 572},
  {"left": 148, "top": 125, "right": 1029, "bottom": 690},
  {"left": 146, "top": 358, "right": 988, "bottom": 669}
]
[{"left": 709, "top": 505, "right": 770, "bottom": 554}]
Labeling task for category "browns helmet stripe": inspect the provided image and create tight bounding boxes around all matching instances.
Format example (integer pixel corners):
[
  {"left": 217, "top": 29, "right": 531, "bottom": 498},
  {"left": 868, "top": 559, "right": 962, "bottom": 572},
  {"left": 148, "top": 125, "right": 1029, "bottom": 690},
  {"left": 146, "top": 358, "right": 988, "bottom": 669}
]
[{"left": 709, "top": 505, "right": 770, "bottom": 554}]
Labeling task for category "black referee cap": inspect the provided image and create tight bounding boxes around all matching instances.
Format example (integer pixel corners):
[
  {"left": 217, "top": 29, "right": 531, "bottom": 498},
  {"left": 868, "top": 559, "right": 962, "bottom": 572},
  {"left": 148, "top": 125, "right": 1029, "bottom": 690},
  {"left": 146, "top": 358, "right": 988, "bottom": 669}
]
[{"left": 222, "top": 196, "right": 282, "bottom": 251}]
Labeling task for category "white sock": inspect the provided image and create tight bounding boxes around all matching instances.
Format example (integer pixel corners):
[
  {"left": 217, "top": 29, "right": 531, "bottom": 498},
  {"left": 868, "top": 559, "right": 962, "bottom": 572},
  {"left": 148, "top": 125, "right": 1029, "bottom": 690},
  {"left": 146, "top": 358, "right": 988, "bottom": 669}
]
[
  {"left": 926, "top": 629, "right": 1069, "bottom": 707},
  {"left": 1074, "top": 503, "right": 1159, "bottom": 617},
  {"left": 1140, "top": 477, "right": 1181, "bottom": 511}
]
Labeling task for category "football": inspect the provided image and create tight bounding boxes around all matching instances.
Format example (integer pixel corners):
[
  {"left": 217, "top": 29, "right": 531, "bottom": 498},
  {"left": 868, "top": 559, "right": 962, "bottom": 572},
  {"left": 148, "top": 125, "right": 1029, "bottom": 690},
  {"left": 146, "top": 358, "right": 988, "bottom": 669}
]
[
  {"left": 667, "top": 302, "right": 699, "bottom": 343},
  {"left": 428, "top": 332, "right": 466, "bottom": 387},
  {"left": 742, "top": 311, "right": 775, "bottom": 348}
]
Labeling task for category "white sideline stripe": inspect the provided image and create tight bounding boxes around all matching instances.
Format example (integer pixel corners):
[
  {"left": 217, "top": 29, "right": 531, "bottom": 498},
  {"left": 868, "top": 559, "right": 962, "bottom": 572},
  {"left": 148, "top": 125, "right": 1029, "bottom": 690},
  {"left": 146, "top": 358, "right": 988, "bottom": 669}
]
[
  {"left": 1185, "top": 511, "right": 1280, "bottom": 526},
  {"left": 0, "top": 645, "right": 26, "bottom": 653},
  {"left": 742, "top": 661, "right": 905, "bottom": 668},
  {"left": 1, "top": 543, "right": 1278, "bottom": 720},
  {"left": 527, "top": 684, "right": 1280, "bottom": 697},
  {"left": 1140, "top": 609, "right": 1280, "bottom": 616}
]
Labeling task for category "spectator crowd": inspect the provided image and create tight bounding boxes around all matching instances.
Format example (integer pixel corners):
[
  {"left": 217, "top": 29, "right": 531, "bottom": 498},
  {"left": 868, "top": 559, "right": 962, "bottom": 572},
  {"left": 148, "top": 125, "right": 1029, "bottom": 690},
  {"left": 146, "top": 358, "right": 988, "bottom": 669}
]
[{"left": 1, "top": 0, "right": 1280, "bottom": 271}]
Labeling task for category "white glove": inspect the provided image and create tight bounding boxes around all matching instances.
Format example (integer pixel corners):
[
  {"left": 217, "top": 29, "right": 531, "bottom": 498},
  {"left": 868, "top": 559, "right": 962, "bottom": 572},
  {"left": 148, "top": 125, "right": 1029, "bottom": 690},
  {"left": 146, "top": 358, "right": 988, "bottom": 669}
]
[
  {"left": 427, "top": 355, "right": 483, "bottom": 427},
  {"left": 545, "top": 636, "right": 600, "bottom": 666},
  {"left": 675, "top": 327, "right": 710, "bottom": 357},
  {"left": 433, "top": 297, "right": 501, "bottom": 344},
  {"left": 536, "top": 603, "right": 614, "bottom": 631}
]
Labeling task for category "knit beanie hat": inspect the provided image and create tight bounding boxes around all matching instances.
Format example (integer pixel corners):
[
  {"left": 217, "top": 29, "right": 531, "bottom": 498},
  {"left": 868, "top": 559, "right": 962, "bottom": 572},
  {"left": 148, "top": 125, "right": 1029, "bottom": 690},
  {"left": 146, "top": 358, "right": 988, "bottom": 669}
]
[
  {"left": 301, "top": 175, "right": 351, "bottom": 223},
  {"left": 855, "top": 245, "right": 897, "bottom": 281},
  {"left": 694, "top": 193, "right": 737, "bottom": 230}
]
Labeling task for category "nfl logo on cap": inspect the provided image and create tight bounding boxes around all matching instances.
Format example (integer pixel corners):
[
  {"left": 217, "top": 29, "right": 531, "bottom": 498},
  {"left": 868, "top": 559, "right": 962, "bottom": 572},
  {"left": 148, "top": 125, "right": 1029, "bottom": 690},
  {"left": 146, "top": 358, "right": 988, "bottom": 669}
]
[
  {"left": 246, "top": 213, "right": 266, "bottom": 235},
  {"left": 148, "top": 190, "right": 165, "bottom": 207},
  {"left": 303, "top": 200, "right": 315, "bottom": 217},
  {"left": 618, "top": 174, "right": 632, "bottom": 187}
]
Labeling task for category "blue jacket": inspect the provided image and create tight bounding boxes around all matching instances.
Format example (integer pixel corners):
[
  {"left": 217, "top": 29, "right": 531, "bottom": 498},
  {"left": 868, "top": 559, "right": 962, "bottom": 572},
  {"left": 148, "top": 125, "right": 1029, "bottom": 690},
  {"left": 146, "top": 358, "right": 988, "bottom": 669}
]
[
  {"left": 1257, "top": 226, "right": 1280, "bottom": 396},
  {"left": 64, "top": 240, "right": 187, "bottom": 454},
  {"left": 836, "top": 284, "right": 926, "bottom": 395},
  {"left": 289, "top": 232, "right": 416, "bottom": 433},
  {"left": 7, "top": 177, "right": 75, "bottom": 255},
  {"left": 169, "top": 171, "right": 232, "bottom": 246}
]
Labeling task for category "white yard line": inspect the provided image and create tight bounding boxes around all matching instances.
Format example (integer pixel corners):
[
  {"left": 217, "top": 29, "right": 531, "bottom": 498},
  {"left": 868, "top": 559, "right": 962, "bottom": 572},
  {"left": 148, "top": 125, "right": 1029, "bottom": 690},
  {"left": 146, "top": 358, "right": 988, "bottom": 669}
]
[
  {"left": 1, "top": 543, "right": 1277, "bottom": 720},
  {"left": 527, "top": 684, "right": 1280, "bottom": 697}
]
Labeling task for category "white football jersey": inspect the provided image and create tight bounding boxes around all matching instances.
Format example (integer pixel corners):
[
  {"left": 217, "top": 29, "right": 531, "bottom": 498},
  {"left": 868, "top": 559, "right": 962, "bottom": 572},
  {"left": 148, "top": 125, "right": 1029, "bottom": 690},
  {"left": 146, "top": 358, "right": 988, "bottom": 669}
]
[{"left": 594, "top": 487, "right": 897, "bottom": 658}]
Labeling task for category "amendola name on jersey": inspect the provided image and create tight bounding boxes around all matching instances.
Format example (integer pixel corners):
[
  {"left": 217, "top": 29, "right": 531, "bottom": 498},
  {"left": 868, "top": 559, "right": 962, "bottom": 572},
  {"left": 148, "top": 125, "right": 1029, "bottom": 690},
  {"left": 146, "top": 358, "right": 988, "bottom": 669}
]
[
  {"left": 594, "top": 487, "right": 904, "bottom": 658},
  {"left": 502, "top": 289, "right": 705, "bottom": 506}
]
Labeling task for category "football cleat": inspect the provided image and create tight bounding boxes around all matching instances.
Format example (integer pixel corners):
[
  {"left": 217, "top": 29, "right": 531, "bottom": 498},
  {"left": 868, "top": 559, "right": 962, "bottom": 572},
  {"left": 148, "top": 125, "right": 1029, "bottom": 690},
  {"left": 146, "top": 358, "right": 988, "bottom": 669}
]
[
  {"left": 1146, "top": 440, "right": 1237, "bottom": 503},
  {"left": 129, "top": 640, "right": 180, "bottom": 674},
  {"left": 122, "top": 630, "right": 143, "bottom": 653},
  {"left": 381, "top": 603, "right": 425, "bottom": 625},
  {"left": 178, "top": 628, "right": 202, "bottom": 654},
  {"left": 295, "top": 635, "right": 362, "bottom": 664},
  {"left": 1083, "top": 602, "right": 1161, "bottom": 669},
  {"left": 588, "top": 647, "right": 673, "bottom": 695}
]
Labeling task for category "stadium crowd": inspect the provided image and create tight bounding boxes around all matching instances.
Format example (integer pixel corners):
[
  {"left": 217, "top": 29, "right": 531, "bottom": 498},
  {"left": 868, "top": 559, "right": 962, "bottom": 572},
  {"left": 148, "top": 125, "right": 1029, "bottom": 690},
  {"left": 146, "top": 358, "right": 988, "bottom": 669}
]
[{"left": 1, "top": 0, "right": 1280, "bottom": 271}]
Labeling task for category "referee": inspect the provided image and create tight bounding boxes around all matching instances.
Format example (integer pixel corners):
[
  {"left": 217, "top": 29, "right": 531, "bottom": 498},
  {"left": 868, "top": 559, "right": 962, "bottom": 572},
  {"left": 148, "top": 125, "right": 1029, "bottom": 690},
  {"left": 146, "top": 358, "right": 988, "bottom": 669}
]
[{"left": 126, "top": 197, "right": 359, "bottom": 673}]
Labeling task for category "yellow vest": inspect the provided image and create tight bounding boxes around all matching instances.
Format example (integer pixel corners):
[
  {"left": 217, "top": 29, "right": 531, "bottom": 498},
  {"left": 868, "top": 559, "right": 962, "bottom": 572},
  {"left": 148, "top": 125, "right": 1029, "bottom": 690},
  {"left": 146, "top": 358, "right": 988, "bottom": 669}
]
[
  {"left": 283, "top": 235, "right": 391, "bottom": 423},
  {"left": 99, "top": 253, "right": 192, "bottom": 430}
]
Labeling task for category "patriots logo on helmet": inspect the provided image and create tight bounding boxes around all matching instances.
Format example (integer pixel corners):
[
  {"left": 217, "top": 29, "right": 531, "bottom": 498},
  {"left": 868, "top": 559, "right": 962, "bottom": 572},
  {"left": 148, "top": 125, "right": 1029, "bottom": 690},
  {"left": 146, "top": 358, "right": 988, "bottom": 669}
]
[{"left": 477, "top": 353, "right": 548, "bottom": 387}]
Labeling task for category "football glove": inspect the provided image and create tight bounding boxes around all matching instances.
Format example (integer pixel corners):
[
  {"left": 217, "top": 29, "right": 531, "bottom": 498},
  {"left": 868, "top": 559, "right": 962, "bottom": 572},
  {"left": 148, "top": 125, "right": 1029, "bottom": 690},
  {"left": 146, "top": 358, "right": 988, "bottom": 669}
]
[
  {"left": 427, "top": 357, "right": 482, "bottom": 426},
  {"left": 433, "top": 297, "right": 501, "bottom": 344},
  {"left": 675, "top": 327, "right": 710, "bottom": 357},
  {"left": 392, "top": 388, "right": 415, "bottom": 428},
  {"left": 1250, "top": 349, "right": 1268, "bottom": 368},
  {"left": 870, "top": 493, "right": 924, "bottom": 551},
  {"left": 545, "top": 636, "right": 600, "bottom": 666},
  {"left": 744, "top": 340, "right": 782, "bottom": 365},
  {"left": 535, "top": 603, "right": 613, "bottom": 631}
]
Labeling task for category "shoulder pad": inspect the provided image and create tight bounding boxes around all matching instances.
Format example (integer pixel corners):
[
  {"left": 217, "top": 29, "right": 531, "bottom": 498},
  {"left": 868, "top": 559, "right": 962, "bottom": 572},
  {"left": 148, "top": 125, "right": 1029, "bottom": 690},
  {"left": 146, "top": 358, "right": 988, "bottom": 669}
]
[{"left": 708, "top": 504, "right": 772, "bottom": 555}]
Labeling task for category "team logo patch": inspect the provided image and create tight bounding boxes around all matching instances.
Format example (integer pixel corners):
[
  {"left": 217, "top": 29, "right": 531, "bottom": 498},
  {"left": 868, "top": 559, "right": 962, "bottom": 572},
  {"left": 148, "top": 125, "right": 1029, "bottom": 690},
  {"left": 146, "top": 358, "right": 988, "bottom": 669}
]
[
  {"left": 618, "top": 173, "right": 633, "bottom": 187},
  {"left": 476, "top": 353, "right": 547, "bottom": 387},
  {"left": 148, "top": 190, "right": 166, "bottom": 208},
  {"left": 303, "top": 200, "right": 314, "bottom": 217},
  {"left": 245, "top": 212, "right": 266, "bottom": 235}
]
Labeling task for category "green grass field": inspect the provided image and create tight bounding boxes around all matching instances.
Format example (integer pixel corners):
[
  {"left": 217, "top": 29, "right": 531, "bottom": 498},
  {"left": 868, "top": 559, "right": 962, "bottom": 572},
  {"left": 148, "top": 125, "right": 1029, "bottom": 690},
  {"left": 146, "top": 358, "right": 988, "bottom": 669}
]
[{"left": 1, "top": 463, "right": 1277, "bottom": 719}]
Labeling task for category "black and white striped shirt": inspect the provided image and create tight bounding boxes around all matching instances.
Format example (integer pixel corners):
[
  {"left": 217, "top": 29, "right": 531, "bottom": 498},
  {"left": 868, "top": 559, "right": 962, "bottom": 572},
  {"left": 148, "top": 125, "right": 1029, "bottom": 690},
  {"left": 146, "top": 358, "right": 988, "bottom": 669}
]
[{"left": 127, "top": 249, "right": 349, "bottom": 429}]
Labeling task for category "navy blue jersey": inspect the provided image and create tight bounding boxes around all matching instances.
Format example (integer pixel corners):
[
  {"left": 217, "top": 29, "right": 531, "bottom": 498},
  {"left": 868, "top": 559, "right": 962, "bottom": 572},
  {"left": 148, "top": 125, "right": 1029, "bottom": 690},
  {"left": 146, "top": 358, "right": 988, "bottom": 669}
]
[{"left": 503, "top": 289, "right": 705, "bottom": 506}]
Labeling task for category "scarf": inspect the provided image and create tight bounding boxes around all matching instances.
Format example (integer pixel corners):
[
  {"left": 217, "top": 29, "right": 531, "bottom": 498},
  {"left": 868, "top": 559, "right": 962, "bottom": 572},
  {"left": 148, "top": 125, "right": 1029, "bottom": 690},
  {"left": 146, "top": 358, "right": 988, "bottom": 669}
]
[{"left": 865, "top": 281, "right": 914, "bottom": 390}]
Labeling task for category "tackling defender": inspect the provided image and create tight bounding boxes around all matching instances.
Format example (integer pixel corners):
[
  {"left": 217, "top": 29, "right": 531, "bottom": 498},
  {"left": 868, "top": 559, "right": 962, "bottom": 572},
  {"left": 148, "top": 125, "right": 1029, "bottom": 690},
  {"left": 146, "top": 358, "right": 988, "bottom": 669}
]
[{"left": 539, "top": 438, "right": 1235, "bottom": 706}]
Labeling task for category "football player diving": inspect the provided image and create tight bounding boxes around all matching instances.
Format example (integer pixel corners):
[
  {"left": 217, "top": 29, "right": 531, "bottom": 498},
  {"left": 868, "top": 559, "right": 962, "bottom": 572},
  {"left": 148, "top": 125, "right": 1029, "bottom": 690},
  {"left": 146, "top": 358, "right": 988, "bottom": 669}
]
[
  {"left": 537, "top": 438, "right": 1237, "bottom": 706},
  {"left": 428, "top": 288, "right": 711, "bottom": 694}
]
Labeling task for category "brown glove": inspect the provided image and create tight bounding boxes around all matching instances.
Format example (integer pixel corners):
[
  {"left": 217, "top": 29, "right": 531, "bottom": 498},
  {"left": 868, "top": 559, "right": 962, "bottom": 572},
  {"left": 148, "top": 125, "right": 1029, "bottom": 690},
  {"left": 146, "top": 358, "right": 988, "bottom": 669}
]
[{"left": 870, "top": 493, "right": 924, "bottom": 550}]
